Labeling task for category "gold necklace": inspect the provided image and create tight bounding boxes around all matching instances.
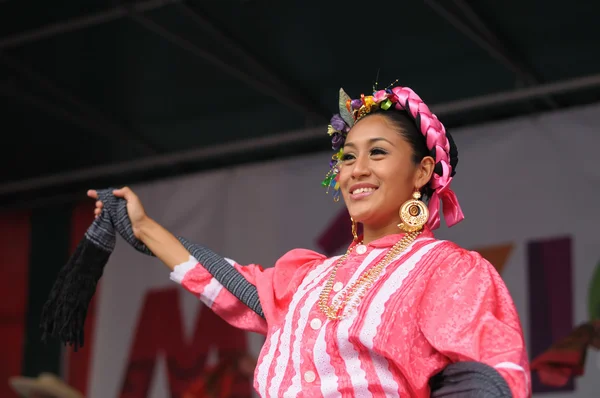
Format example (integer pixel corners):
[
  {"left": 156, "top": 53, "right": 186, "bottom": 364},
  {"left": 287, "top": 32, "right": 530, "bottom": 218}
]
[{"left": 318, "top": 230, "right": 421, "bottom": 320}]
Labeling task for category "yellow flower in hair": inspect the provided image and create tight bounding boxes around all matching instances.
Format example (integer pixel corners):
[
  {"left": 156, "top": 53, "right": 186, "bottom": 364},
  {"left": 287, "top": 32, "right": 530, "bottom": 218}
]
[
  {"left": 363, "top": 95, "right": 375, "bottom": 108},
  {"left": 334, "top": 148, "right": 344, "bottom": 160}
]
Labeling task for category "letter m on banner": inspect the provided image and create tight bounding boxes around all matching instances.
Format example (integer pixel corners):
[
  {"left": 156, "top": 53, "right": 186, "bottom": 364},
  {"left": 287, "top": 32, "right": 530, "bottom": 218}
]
[{"left": 119, "top": 287, "right": 252, "bottom": 398}]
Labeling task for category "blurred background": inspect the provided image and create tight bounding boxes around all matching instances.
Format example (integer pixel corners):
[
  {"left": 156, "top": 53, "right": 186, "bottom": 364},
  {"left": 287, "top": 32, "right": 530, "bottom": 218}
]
[{"left": 1, "top": 0, "right": 600, "bottom": 397}]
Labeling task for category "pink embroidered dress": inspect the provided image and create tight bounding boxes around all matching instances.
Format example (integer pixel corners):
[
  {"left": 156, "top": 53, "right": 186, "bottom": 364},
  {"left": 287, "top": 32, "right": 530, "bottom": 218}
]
[{"left": 170, "top": 227, "right": 530, "bottom": 397}]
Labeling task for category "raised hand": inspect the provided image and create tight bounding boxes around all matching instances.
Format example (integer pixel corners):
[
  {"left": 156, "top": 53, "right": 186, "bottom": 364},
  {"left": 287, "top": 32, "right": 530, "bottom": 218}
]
[{"left": 87, "top": 187, "right": 149, "bottom": 238}]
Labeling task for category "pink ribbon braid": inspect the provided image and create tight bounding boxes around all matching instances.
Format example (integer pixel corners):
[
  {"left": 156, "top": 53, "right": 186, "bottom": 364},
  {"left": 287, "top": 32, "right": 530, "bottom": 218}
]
[{"left": 390, "top": 86, "right": 465, "bottom": 230}]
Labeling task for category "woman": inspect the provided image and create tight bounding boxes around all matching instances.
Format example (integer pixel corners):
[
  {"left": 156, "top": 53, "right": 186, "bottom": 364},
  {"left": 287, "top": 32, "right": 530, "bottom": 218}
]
[{"left": 89, "top": 85, "right": 530, "bottom": 397}]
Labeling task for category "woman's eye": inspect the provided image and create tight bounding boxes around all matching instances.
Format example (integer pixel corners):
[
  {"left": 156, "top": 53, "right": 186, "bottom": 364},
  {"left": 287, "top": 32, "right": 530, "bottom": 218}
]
[
  {"left": 341, "top": 153, "right": 355, "bottom": 161},
  {"left": 370, "top": 148, "right": 387, "bottom": 156}
]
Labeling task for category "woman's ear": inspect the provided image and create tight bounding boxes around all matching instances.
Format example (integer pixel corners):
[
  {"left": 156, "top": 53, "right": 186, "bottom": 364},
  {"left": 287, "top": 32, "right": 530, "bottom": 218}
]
[{"left": 415, "top": 156, "right": 435, "bottom": 189}]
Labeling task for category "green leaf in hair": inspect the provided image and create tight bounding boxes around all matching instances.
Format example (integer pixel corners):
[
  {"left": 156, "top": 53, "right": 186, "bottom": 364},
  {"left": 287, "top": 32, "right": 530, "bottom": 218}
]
[{"left": 338, "top": 88, "right": 354, "bottom": 127}]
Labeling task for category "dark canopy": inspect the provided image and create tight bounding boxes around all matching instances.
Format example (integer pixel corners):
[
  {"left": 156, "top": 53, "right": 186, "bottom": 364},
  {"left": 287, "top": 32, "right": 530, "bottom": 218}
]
[{"left": 1, "top": 0, "right": 598, "bottom": 207}]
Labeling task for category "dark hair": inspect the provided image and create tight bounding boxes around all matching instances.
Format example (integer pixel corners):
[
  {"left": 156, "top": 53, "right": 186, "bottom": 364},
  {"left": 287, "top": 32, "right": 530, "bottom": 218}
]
[{"left": 360, "top": 109, "right": 459, "bottom": 200}]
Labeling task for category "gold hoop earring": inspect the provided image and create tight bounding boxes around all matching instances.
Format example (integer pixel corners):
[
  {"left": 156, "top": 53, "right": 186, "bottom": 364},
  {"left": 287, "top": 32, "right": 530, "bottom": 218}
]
[
  {"left": 351, "top": 217, "right": 358, "bottom": 240},
  {"left": 398, "top": 190, "right": 429, "bottom": 232}
]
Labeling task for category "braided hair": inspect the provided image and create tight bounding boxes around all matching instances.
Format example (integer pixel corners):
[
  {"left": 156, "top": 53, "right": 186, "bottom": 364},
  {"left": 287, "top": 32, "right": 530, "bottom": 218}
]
[{"left": 359, "top": 108, "right": 459, "bottom": 202}]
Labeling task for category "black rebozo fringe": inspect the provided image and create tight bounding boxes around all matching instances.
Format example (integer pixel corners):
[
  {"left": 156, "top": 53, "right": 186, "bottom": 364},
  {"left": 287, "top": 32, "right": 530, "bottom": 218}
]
[
  {"left": 429, "top": 361, "right": 513, "bottom": 397},
  {"left": 40, "top": 236, "right": 111, "bottom": 351}
]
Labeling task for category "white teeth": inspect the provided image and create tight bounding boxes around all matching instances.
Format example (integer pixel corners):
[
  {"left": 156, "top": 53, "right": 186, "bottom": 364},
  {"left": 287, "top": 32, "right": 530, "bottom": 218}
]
[{"left": 352, "top": 187, "right": 376, "bottom": 194}]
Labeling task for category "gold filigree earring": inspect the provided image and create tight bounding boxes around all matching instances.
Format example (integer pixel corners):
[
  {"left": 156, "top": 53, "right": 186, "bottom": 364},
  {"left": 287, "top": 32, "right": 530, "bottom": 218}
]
[
  {"left": 398, "top": 190, "right": 429, "bottom": 232},
  {"left": 351, "top": 217, "right": 358, "bottom": 241}
]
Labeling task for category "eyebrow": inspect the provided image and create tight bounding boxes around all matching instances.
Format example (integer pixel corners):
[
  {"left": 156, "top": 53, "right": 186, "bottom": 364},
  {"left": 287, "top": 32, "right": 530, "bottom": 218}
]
[{"left": 344, "top": 137, "right": 394, "bottom": 148}]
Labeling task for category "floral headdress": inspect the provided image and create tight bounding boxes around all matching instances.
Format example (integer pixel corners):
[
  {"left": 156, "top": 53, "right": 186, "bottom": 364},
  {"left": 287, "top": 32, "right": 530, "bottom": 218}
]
[{"left": 322, "top": 84, "right": 464, "bottom": 230}]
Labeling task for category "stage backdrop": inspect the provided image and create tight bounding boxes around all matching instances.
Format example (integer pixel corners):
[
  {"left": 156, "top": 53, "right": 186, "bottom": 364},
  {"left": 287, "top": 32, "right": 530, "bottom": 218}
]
[{"left": 77, "top": 102, "right": 600, "bottom": 398}]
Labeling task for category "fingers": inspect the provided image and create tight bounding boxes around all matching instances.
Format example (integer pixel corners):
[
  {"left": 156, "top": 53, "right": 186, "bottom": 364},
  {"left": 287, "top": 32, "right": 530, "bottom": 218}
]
[
  {"left": 93, "top": 200, "right": 103, "bottom": 219},
  {"left": 112, "top": 186, "right": 135, "bottom": 200},
  {"left": 88, "top": 190, "right": 102, "bottom": 219},
  {"left": 91, "top": 186, "right": 138, "bottom": 219},
  {"left": 90, "top": 187, "right": 134, "bottom": 200},
  {"left": 94, "top": 202, "right": 103, "bottom": 218}
]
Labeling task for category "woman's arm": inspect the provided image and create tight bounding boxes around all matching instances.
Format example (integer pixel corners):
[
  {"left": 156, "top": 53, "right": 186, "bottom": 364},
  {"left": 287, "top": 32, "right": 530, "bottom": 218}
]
[
  {"left": 418, "top": 248, "right": 531, "bottom": 398},
  {"left": 170, "top": 254, "right": 269, "bottom": 334},
  {"left": 135, "top": 216, "right": 190, "bottom": 270},
  {"left": 89, "top": 187, "right": 269, "bottom": 333},
  {"left": 128, "top": 212, "right": 270, "bottom": 332}
]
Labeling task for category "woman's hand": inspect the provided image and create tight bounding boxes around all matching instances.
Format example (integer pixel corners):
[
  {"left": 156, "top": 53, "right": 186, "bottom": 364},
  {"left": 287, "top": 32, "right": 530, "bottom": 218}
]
[{"left": 87, "top": 187, "right": 149, "bottom": 238}]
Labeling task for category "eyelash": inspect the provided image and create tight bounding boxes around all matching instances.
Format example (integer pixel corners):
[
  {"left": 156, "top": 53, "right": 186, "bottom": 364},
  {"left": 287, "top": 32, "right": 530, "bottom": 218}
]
[{"left": 342, "top": 148, "right": 387, "bottom": 161}]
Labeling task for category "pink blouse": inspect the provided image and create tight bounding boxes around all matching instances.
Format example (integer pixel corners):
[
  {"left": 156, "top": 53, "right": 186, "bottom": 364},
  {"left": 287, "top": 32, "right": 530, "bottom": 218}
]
[{"left": 170, "top": 228, "right": 530, "bottom": 397}]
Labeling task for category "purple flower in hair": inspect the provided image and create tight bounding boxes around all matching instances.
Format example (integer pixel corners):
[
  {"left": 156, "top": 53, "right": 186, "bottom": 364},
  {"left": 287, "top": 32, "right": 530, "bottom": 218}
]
[
  {"left": 351, "top": 99, "right": 362, "bottom": 110},
  {"left": 331, "top": 133, "right": 344, "bottom": 151},
  {"left": 330, "top": 114, "right": 348, "bottom": 132}
]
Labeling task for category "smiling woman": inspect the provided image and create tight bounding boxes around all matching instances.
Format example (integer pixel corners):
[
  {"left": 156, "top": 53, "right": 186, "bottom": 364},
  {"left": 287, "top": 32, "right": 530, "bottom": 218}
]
[
  {"left": 42, "top": 83, "right": 529, "bottom": 397},
  {"left": 338, "top": 113, "right": 436, "bottom": 242}
]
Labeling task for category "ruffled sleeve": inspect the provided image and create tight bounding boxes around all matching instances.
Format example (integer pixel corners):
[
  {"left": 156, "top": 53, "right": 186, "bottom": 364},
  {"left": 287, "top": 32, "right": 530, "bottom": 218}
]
[
  {"left": 171, "top": 248, "right": 326, "bottom": 335},
  {"left": 418, "top": 248, "right": 531, "bottom": 398}
]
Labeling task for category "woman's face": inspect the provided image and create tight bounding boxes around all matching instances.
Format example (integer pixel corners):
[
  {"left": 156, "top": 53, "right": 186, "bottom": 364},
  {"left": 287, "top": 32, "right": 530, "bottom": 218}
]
[{"left": 338, "top": 114, "right": 432, "bottom": 230}]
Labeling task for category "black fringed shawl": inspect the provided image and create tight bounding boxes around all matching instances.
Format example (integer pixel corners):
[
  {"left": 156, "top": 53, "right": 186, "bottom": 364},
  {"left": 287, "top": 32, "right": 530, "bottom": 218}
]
[{"left": 39, "top": 189, "right": 512, "bottom": 397}]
